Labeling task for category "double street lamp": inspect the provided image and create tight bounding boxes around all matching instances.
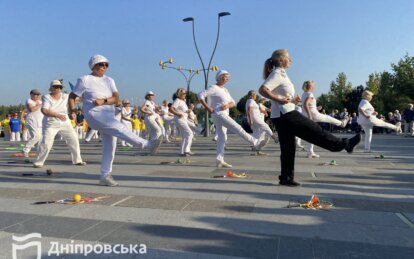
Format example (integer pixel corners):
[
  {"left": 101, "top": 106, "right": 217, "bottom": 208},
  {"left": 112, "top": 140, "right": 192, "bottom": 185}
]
[
  {"left": 159, "top": 58, "right": 218, "bottom": 106},
  {"left": 183, "top": 12, "right": 231, "bottom": 137}
]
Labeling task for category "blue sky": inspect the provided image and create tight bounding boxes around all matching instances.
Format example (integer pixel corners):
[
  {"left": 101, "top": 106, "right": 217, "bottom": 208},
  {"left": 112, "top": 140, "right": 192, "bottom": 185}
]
[{"left": 1, "top": 0, "right": 413, "bottom": 106}]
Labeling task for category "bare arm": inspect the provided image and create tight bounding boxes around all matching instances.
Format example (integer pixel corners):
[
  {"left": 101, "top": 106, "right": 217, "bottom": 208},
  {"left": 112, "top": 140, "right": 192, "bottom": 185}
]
[
  {"left": 199, "top": 99, "right": 213, "bottom": 114},
  {"left": 304, "top": 97, "right": 312, "bottom": 120},
  {"left": 169, "top": 106, "right": 183, "bottom": 118},
  {"left": 247, "top": 106, "right": 254, "bottom": 125},
  {"left": 358, "top": 107, "right": 370, "bottom": 119},
  {"left": 41, "top": 108, "right": 67, "bottom": 121}
]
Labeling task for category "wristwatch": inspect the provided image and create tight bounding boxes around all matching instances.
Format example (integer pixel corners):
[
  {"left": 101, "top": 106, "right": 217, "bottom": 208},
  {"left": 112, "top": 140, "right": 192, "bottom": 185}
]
[{"left": 104, "top": 98, "right": 108, "bottom": 104}]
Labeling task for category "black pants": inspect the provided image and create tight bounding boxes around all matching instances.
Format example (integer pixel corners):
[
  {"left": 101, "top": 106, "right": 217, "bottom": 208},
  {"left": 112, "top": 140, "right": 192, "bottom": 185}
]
[{"left": 271, "top": 110, "right": 348, "bottom": 181}]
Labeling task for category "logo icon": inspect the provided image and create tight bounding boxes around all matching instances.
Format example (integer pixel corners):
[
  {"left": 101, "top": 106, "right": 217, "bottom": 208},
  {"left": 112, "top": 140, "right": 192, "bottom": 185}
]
[{"left": 12, "top": 233, "right": 42, "bottom": 259}]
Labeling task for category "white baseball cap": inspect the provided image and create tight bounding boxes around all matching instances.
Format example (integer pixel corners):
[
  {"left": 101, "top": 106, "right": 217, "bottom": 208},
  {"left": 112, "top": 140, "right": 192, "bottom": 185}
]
[
  {"left": 215, "top": 70, "right": 229, "bottom": 81},
  {"left": 89, "top": 54, "right": 109, "bottom": 70},
  {"left": 50, "top": 80, "right": 63, "bottom": 87},
  {"left": 146, "top": 91, "right": 155, "bottom": 96}
]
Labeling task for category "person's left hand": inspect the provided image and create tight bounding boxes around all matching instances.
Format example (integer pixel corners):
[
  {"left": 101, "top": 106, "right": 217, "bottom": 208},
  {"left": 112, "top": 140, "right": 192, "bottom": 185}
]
[
  {"left": 94, "top": 99, "right": 105, "bottom": 106},
  {"left": 293, "top": 95, "right": 301, "bottom": 104}
]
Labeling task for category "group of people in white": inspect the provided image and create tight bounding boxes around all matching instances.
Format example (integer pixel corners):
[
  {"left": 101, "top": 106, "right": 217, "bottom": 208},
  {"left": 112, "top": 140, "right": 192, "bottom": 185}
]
[{"left": 4, "top": 51, "right": 412, "bottom": 187}]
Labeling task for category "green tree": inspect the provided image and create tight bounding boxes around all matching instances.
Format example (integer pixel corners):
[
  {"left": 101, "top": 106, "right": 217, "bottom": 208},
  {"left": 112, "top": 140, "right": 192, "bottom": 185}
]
[
  {"left": 328, "top": 72, "right": 352, "bottom": 110},
  {"left": 391, "top": 54, "right": 414, "bottom": 102},
  {"left": 365, "top": 73, "right": 381, "bottom": 95}
]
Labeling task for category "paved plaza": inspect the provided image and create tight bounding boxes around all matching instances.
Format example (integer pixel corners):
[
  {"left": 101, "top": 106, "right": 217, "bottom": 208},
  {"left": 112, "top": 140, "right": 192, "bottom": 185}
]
[{"left": 0, "top": 133, "right": 413, "bottom": 258}]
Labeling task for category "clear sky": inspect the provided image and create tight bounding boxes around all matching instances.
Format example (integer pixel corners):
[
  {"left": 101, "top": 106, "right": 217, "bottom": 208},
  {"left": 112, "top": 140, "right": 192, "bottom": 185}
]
[{"left": 1, "top": 0, "right": 413, "bottom": 106}]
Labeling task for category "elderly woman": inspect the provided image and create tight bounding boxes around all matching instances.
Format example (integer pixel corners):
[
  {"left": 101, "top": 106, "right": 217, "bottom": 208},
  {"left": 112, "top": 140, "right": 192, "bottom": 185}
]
[
  {"left": 301, "top": 80, "right": 349, "bottom": 158},
  {"left": 141, "top": 91, "right": 164, "bottom": 150},
  {"left": 69, "top": 55, "right": 160, "bottom": 186},
  {"left": 169, "top": 88, "right": 194, "bottom": 156},
  {"left": 33, "top": 80, "right": 86, "bottom": 168},
  {"left": 357, "top": 90, "right": 399, "bottom": 152},
  {"left": 259, "top": 49, "right": 361, "bottom": 186},
  {"left": 160, "top": 99, "right": 174, "bottom": 143},
  {"left": 246, "top": 90, "right": 278, "bottom": 155},
  {"left": 198, "top": 70, "right": 267, "bottom": 168},
  {"left": 120, "top": 99, "right": 133, "bottom": 147}
]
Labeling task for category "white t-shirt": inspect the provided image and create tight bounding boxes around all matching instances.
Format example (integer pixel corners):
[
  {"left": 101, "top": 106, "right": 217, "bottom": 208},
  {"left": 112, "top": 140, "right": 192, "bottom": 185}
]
[
  {"left": 301, "top": 92, "right": 317, "bottom": 114},
  {"left": 73, "top": 75, "right": 118, "bottom": 114},
  {"left": 258, "top": 103, "right": 266, "bottom": 121},
  {"left": 246, "top": 99, "right": 262, "bottom": 123},
  {"left": 25, "top": 98, "right": 43, "bottom": 128},
  {"left": 121, "top": 107, "right": 132, "bottom": 123},
  {"left": 262, "top": 68, "right": 295, "bottom": 118},
  {"left": 198, "top": 84, "right": 235, "bottom": 116},
  {"left": 172, "top": 98, "right": 188, "bottom": 119},
  {"left": 143, "top": 100, "right": 156, "bottom": 118},
  {"left": 42, "top": 93, "right": 69, "bottom": 122},
  {"left": 358, "top": 99, "right": 375, "bottom": 123}
]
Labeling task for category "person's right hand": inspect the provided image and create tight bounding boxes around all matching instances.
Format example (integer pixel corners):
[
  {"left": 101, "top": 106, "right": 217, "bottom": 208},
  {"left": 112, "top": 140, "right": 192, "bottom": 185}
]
[{"left": 56, "top": 114, "right": 67, "bottom": 121}]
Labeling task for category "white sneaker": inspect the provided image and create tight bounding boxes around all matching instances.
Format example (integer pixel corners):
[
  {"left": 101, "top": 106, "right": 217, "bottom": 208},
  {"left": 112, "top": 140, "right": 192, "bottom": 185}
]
[
  {"left": 253, "top": 138, "right": 268, "bottom": 151},
  {"left": 307, "top": 152, "right": 320, "bottom": 158},
  {"left": 216, "top": 161, "right": 233, "bottom": 168},
  {"left": 99, "top": 175, "right": 119, "bottom": 187},
  {"left": 341, "top": 117, "right": 350, "bottom": 128}
]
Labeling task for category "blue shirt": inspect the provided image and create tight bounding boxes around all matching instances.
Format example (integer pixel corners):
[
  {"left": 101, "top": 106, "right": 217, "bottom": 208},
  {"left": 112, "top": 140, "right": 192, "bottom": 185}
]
[{"left": 9, "top": 118, "right": 21, "bottom": 132}]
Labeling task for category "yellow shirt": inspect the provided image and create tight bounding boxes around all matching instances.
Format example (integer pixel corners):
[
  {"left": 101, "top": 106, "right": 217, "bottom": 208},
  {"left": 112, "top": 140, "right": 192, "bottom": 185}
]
[
  {"left": 70, "top": 119, "right": 76, "bottom": 128},
  {"left": 82, "top": 120, "right": 88, "bottom": 131},
  {"left": 131, "top": 119, "right": 140, "bottom": 130},
  {"left": 2, "top": 119, "right": 10, "bottom": 131},
  {"left": 140, "top": 119, "right": 146, "bottom": 130}
]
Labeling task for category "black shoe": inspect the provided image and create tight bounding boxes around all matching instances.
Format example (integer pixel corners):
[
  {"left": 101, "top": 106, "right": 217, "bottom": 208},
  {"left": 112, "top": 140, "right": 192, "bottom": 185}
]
[
  {"left": 279, "top": 179, "right": 301, "bottom": 187},
  {"left": 345, "top": 133, "right": 361, "bottom": 154}
]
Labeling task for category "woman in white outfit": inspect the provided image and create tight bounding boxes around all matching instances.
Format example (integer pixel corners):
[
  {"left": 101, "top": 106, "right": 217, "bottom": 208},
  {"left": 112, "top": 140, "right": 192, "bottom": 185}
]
[
  {"left": 120, "top": 99, "right": 133, "bottom": 147},
  {"left": 301, "top": 80, "right": 349, "bottom": 158},
  {"left": 169, "top": 88, "right": 194, "bottom": 156},
  {"left": 246, "top": 90, "right": 278, "bottom": 155},
  {"left": 357, "top": 90, "right": 398, "bottom": 152},
  {"left": 198, "top": 70, "right": 267, "bottom": 168},
  {"left": 33, "top": 80, "right": 86, "bottom": 168},
  {"left": 141, "top": 91, "right": 164, "bottom": 150},
  {"left": 23, "top": 89, "right": 44, "bottom": 156},
  {"left": 69, "top": 55, "right": 161, "bottom": 186},
  {"left": 161, "top": 100, "right": 174, "bottom": 143}
]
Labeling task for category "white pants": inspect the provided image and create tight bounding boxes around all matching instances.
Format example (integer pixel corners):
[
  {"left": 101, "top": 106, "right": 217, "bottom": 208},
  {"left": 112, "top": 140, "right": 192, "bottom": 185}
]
[
  {"left": 251, "top": 119, "right": 272, "bottom": 150},
  {"left": 358, "top": 117, "right": 396, "bottom": 151},
  {"left": 305, "top": 111, "right": 342, "bottom": 154},
  {"left": 85, "top": 129, "right": 99, "bottom": 141},
  {"left": 23, "top": 124, "right": 42, "bottom": 154},
  {"left": 404, "top": 121, "right": 414, "bottom": 136},
  {"left": 145, "top": 116, "right": 163, "bottom": 140},
  {"left": 187, "top": 120, "right": 200, "bottom": 135},
  {"left": 35, "top": 119, "right": 83, "bottom": 166},
  {"left": 212, "top": 112, "right": 257, "bottom": 162},
  {"left": 175, "top": 117, "right": 194, "bottom": 154},
  {"left": 75, "top": 125, "right": 83, "bottom": 139},
  {"left": 121, "top": 121, "right": 133, "bottom": 147},
  {"left": 163, "top": 115, "right": 174, "bottom": 141},
  {"left": 10, "top": 132, "right": 21, "bottom": 142},
  {"left": 22, "top": 130, "right": 29, "bottom": 141},
  {"left": 85, "top": 110, "right": 150, "bottom": 178}
]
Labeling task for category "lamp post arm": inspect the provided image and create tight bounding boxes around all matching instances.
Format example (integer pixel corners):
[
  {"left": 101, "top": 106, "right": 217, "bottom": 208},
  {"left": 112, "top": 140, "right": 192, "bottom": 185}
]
[
  {"left": 190, "top": 21, "right": 208, "bottom": 88},
  {"left": 207, "top": 16, "right": 222, "bottom": 81}
]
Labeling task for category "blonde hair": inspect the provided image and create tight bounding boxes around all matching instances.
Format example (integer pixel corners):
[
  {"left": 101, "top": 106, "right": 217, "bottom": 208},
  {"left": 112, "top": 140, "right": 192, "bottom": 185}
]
[
  {"left": 247, "top": 90, "right": 256, "bottom": 99},
  {"left": 176, "top": 88, "right": 186, "bottom": 97},
  {"left": 302, "top": 80, "right": 314, "bottom": 91},
  {"left": 263, "top": 49, "right": 289, "bottom": 79},
  {"left": 362, "top": 90, "right": 374, "bottom": 100}
]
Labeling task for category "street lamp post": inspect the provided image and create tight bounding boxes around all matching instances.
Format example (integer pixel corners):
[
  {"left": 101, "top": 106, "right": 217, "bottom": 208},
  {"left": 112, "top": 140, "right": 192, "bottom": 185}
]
[
  {"left": 183, "top": 12, "right": 231, "bottom": 137},
  {"left": 159, "top": 58, "right": 218, "bottom": 106}
]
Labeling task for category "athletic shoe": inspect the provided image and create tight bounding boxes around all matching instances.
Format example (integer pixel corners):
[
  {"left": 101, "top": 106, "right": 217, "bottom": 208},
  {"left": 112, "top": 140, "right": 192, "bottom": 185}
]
[
  {"left": 307, "top": 152, "right": 320, "bottom": 158},
  {"left": 253, "top": 138, "right": 268, "bottom": 151},
  {"left": 279, "top": 179, "right": 301, "bottom": 187},
  {"left": 216, "top": 161, "right": 232, "bottom": 168},
  {"left": 74, "top": 161, "right": 87, "bottom": 166},
  {"left": 99, "top": 175, "right": 119, "bottom": 187},
  {"left": 341, "top": 117, "right": 350, "bottom": 128},
  {"left": 149, "top": 137, "right": 163, "bottom": 155},
  {"left": 185, "top": 151, "right": 195, "bottom": 156},
  {"left": 345, "top": 133, "right": 361, "bottom": 154},
  {"left": 22, "top": 151, "right": 29, "bottom": 158},
  {"left": 256, "top": 151, "right": 268, "bottom": 156},
  {"left": 33, "top": 164, "right": 43, "bottom": 168},
  {"left": 272, "top": 133, "right": 279, "bottom": 143}
]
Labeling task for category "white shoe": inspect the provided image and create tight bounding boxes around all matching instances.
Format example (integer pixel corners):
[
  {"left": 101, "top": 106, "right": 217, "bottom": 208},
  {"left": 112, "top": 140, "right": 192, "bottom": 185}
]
[
  {"left": 341, "top": 117, "right": 350, "bottom": 128},
  {"left": 272, "top": 133, "right": 279, "bottom": 143},
  {"left": 149, "top": 136, "right": 163, "bottom": 155},
  {"left": 297, "top": 144, "right": 304, "bottom": 149},
  {"left": 216, "top": 161, "right": 232, "bottom": 168},
  {"left": 99, "top": 175, "right": 119, "bottom": 187},
  {"left": 253, "top": 138, "right": 268, "bottom": 151},
  {"left": 307, "top": 152, "right": 320, "bottom": 158},
  {"left": 74, "top": 161, "right": 87, "bottom": 166}
]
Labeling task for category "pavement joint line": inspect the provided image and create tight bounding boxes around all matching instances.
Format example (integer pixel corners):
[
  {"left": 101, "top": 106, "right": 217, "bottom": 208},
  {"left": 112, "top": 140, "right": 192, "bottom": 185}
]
[
  {"left": 180, "top": 200, "right": 195, "bottom": 211},
  {"left": 395, "top": 212, "right": 414, "bottom": 228},
  {"left": 110, "top": 195, "right": 134, "bottom": 207},
  {"left": 69, "top": 220, "right": 104, "bottom": 239}
]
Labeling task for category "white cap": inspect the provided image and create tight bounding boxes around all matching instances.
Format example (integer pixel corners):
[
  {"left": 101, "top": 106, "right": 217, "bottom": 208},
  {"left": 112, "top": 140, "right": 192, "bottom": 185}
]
[
  {"left": 50, "top": 80, "right": 63, "bottom": 87},
  {"left": 89, "top": 54, "right": 109, "bottom": 70},
  {"left": 146, "top": 91, "right": 155, "bottom": 96},
  {"left": 215, "top": 70, "right": 229, "bottom": 81}
]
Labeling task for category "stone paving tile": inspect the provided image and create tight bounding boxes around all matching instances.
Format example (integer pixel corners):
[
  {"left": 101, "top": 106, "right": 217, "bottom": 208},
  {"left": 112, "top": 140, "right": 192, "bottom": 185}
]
[
  {"left": 331, "top": 197, "right": 414, "bottom": 213},
  {"left": 116, "top": 196, "right": 193, "bottom": 210},
  {"left": 183, "top": 200, "right": 255, "bottom": 214},
  {"left": 0, "top": 212, "right": 35, "bottom": 230}
]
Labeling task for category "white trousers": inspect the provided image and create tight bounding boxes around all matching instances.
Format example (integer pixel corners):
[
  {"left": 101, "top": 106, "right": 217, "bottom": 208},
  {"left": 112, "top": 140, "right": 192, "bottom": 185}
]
[
  {"left": 163, "top": 115, "right": 174, "bottom": 141},
  {"left": 304, "top": 111, "right": 342, "bottom": 154},
  {"left": 85, "top": 129, "right": 99, "bottom": 141},
  {"left": 85, "top": 110, "right": 150, "bottom": 177},
  {"left": 22, "top": 130, "right": 29, "bottom": 141},
  {"left": 145, "top": 116, "right": 163, "bottom": 140},
  {"left": 35, "top": 119, "right": 83, "bottom": 166},
  {"left": 212, "top": 113, "right": 257, "bottom": 162},
  {"left": 10, "top": 132, "right": 21, "bottom": 142},
  {"left": 121, "top": 121, "right": 133, "bottom": 147},
  {"left": 358, "top": 117, "right": 396, "bottom": 151},
  {"left": 75, "top": 126, "right": 83, "bottom": 139},
  {"left": 251, "top": 120, "right": 272, "bottom": 150},
  {"left": 187, "top": 120, "right": 200, "bottom": 135},
  {"left": 23, "top": 124, "right": 42, "bottom": 154},
  {"left": 175, "top": 117, "right": 194, "bottom": 154}
]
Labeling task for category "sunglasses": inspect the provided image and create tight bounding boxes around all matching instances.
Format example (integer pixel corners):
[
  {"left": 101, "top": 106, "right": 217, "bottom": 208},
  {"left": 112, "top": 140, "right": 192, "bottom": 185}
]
[
  {"left": 52, "top": 85, "right": 63, "bottom": 89},
  {"left": 97, "top": 63, "right": 109, "bottom": 68}
]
